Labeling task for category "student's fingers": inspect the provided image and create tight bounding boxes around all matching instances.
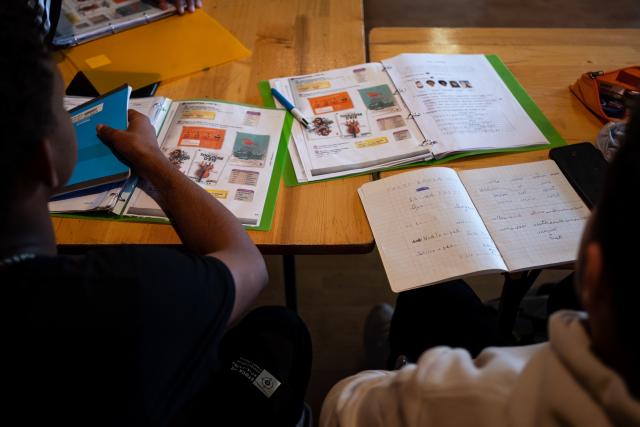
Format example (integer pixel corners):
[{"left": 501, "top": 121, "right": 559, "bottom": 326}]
[
  {"left": 125, "top": 110, "right": 159, "bottom": 146},
  {"left": 126, "top": 110, "right": 153, "bottom": 131},
  {"left": 96, "top": 124, "right": 128, "bottom": 146},
  {"left": 97, "top": 111, "right": 153, "bottom": 145},
  {"left": 173, "top": 0, "right": 185, "bottom": 14}
]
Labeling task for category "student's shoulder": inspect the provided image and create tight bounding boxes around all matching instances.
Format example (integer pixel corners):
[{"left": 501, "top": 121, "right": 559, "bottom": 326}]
[
  {"left": 84, "top": 245, "right": 232, "bottom": 280},
  {"left": 77, "top": 245, "right": 235, "bottom": 307}
]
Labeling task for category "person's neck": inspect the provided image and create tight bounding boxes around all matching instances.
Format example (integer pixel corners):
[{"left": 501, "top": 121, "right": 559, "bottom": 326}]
[
  {"left": 0, "top": 189, "right": 57, "bottom": 260},
  {"left": 588, "top": 320, "right": 640, "bottom": 400}
]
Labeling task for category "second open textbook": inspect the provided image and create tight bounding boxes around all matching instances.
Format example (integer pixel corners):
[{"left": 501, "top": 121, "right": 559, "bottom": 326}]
[
  {"left": 358, "top": 160, "right": 590, "bottom": 292},
  {"left": 270, "top": 53, "right": 551, "bottom": 183}
]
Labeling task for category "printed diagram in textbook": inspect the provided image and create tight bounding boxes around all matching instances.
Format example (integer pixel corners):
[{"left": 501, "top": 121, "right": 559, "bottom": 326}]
[
  {"left": 357, "top": 84, "right": 398, "bottom": 112},
  {"left": 52, "top": 95, "right": 286, "bottom": 229},
  {"left": 271, "top": 62, "right": 430, "bottom": 181},
  {"left": 178, "top": 126, "right": 226, "bottom": 150},
  {"left": 115, "top": 99, "right": 285, "bottom": 228},
  {"left": 230, "top": 132, "right": 271, "bottom": 168},
  {"left": 270, "top": 54, "right": 554, "bottom": 183}
]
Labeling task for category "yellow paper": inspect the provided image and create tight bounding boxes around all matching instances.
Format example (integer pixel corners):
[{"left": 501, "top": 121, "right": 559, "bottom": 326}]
[{"left": 63, "top": 10, "right": 250, "bottom": 94}]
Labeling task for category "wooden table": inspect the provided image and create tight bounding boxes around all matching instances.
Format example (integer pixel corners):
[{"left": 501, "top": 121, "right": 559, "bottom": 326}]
[
  {"left": 369, "top": 27, "right": 640, "bottom": 339},
  {"left": 370, "top": 27, "right": 640, "bottom": 172},
  {"left": 54, "top": 0, "right": 373, "bottom": 256}
]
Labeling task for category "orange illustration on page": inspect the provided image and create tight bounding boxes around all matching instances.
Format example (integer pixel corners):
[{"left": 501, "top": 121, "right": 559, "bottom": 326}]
[
  {"left": 178, "top": 126, "right": 226, "bottom": 150},
  {"left": 308, "top": 92, "right": 354, "bottom": 115}
]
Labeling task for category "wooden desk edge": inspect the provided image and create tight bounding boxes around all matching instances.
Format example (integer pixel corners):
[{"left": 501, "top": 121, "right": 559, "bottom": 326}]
[{"left": 57, "top": 241, "right": 376, "bottom": 255}]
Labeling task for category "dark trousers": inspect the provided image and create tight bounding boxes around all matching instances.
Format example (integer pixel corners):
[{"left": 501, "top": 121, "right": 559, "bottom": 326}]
[
  {"left": 181, "top": 306, "right": 312, "bottom": 427},
  {"left": 388, "top": 280, "right": 501, "bottom": 368},
  {"left": 388, "top": 275, "right": 581, "bottom": 369}
]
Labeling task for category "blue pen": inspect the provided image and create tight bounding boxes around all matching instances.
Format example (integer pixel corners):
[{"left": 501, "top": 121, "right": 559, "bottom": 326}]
[{"left": 271, "top": 88, "right": 313, "bottom": 129}]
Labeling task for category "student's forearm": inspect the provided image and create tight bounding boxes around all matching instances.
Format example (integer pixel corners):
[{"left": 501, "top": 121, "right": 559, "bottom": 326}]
[
  {"left": 97, "top": 112, "right": 267, "bottom": 323},
  {"left": 139, "top": 158, "right": 269, "bottom": 321},
  {"left": 138, "top": 157, "right": 253, "bottom": 255}
]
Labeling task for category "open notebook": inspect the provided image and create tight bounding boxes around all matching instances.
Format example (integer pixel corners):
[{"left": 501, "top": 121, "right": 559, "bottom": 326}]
[{"left": 358, "top": 160, "right": 590, "bottom": 292}]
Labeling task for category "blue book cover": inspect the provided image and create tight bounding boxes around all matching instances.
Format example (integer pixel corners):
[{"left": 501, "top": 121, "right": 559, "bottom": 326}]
[{"left": 61, "top": 84, "right": 131, "bottom": 194}]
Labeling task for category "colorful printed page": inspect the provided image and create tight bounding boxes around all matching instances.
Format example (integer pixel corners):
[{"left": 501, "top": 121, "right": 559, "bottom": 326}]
[
  {"left": 271, "top": 62, "right": 432, "bottom": 182},
  {"left": 123, "top": 100, "right": 286, "bottom": 228},
  {"left": 381, "top": 54, "right": 549, "bottom": 158}
]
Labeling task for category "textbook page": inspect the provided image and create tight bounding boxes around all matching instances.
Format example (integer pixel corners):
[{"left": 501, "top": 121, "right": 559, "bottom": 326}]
[
  {"left": 271, "top": 62, "right": 432, "bottom": 182},
  {"left": 459, "top": 160, "right": 590, "bottom": 272},
  {"left": 358, "top": 167, "right": 507, "bottom": 292},
  {"left": 381, "top": 54, "right": 548, "bottom": 158},
  {"left": 124, "top": 100, "right": 285, "bottom": 227}
]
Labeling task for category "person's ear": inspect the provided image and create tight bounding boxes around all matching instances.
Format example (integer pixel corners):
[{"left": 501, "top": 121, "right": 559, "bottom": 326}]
[
  {"left": 579, "top": 242, "right": 606, "bottom": 311},
  {"left": 28, "top": 138, "right": 63, "bottom": 191}
]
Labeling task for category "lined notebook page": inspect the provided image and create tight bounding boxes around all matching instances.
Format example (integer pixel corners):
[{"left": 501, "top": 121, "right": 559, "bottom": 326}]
[
  {"left": 358, "top": 168, "right": 507, "bottom": 292},
  {"left": 459, "top": 160, "right": 590, "bottom": 272}
]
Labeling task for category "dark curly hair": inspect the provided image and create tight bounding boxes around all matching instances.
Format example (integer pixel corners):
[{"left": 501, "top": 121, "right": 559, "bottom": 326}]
[
  {"left": 0, "top": 3, "right": 55, "bottom": 201},
  {"left": 590, "top": 100, "right": 640, "bottom": 367}
]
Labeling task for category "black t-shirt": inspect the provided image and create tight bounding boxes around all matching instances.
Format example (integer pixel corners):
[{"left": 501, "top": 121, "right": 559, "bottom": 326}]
[{"left": 1, "top": 246, "right": 235, "bottom": 426}]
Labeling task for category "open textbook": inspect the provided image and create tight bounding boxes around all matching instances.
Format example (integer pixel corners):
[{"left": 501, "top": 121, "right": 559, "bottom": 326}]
[
  {"left": 53, "top": 0, "right": 178, "bottom": 46},
  {"left": 358, "top": 160, "right": 590, "bottom": 292},
  {"left": 270, "top": 53, "right": 553, "bottom": 183},
  {"left": 50, "top": 96, "right": 288, "bottom": 230}
]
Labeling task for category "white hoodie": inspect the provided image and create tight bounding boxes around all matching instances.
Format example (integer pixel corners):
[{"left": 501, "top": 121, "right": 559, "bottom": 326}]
[{"left": 320, "top": 311, "right": 640, "bottom": 426}]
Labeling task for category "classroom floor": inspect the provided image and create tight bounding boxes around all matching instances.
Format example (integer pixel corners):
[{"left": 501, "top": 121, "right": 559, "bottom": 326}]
[{"left": 251, "top": 0, "right": 640, "bottom": 420}]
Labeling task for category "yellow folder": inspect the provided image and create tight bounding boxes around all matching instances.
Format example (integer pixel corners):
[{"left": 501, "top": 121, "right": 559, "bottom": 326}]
[{"left": 63, "top": 10, "right": 250, "bottom": 94}]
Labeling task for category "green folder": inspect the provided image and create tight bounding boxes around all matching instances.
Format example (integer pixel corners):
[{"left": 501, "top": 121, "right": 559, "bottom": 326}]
[{"left": 260, "top": 54, "right": 566, "bottom": 187}]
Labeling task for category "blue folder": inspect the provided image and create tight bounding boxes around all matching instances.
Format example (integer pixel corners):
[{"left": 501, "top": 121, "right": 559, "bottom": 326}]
[{"left": 59, "top": 84, "right": 131, "bottom": 195}]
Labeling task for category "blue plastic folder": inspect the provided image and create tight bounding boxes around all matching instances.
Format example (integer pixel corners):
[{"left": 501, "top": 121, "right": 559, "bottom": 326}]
[{"left": 60, "top": 84, "right": 131, "bottom": 195}]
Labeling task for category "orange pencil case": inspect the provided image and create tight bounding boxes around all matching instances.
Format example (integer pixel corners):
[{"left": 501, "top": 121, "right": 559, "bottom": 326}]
[{"left": 570, "top": 66, "right": 640, "bottom": 122}]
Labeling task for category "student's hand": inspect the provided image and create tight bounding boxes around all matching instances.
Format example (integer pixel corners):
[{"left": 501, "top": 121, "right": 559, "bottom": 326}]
[
  {"left": 156, "top": 0, "right": 203, "bottom": 14},
  {"left": 96, "top": 110, "right": 168, "bottom": 177}
]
